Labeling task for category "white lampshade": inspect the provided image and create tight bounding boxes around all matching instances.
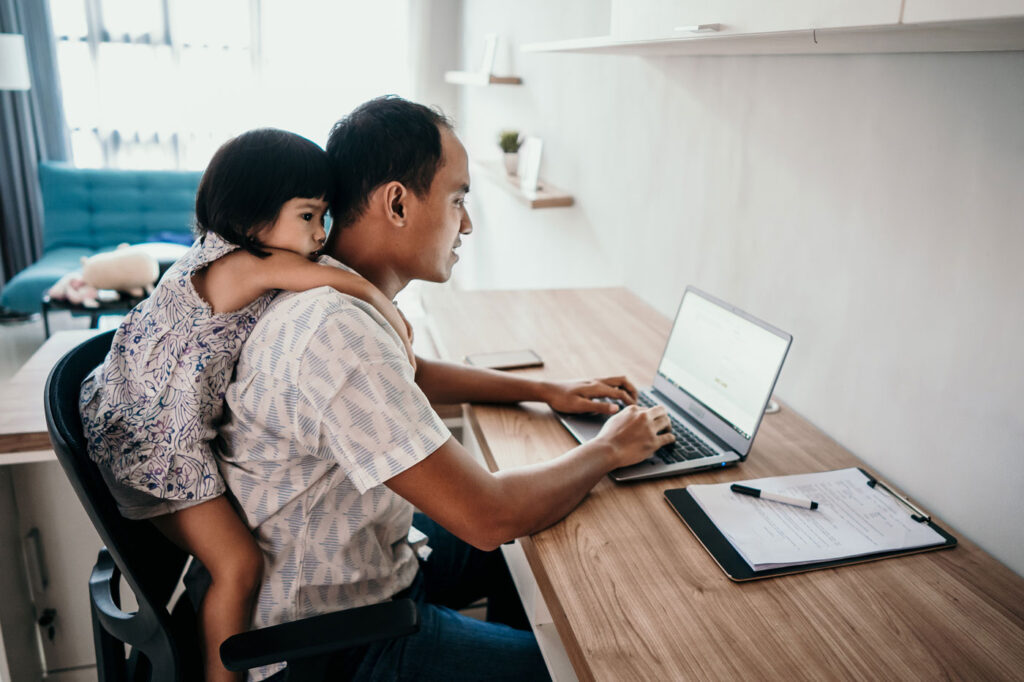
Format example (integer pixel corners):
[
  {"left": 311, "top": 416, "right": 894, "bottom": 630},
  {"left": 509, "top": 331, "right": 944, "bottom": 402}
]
[{"left": 0, "top": 34, "right": 31, "bottom": 90}]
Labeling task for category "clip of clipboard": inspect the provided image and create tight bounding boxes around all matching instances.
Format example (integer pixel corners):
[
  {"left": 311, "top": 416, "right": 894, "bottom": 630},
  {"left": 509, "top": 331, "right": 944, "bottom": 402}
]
[
  {"left": 864, "top": 471, "right": 931, "bottom": 523},
  {"left": 664, "top": 468, "right": 957, "bottom": 582}
]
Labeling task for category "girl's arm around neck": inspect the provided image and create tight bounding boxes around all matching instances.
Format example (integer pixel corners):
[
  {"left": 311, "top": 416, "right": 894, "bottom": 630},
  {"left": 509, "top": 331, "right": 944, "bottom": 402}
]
[
  {"left": 197, "top": 249, "right": 378, "bottom": 314},
  {"left": 197, "top": 249, "right": 416, "bottom": 365}
]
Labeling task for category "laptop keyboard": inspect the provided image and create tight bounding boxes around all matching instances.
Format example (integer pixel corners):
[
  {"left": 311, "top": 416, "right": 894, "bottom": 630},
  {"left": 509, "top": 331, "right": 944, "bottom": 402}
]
[{"left": 636, "top": 393, "right": 718, "bottom": 464}]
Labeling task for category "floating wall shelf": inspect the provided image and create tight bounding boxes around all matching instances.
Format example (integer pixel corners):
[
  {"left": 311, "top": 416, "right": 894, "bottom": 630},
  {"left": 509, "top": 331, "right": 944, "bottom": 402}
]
[
  {"left": 444, "top": 71, "right": 523, "bottom": 86},
  {"left": 475, "top": 161, "right": 573, "bottom": 210}
]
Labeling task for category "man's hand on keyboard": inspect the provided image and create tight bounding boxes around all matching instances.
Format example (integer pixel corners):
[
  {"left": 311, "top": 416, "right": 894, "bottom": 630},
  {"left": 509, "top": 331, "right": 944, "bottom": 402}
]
[
  {"left": 594, "top": 403, "right": 677, "bottom": 467},
  {"left": 541, "top": 376, "right": 638, "bottom": 415}
]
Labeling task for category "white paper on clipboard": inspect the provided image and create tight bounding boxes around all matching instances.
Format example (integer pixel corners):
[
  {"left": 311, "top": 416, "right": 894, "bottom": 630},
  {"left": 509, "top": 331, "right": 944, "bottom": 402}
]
[{"left": 687, "top": 468, "right": 945, "bottom": 571}]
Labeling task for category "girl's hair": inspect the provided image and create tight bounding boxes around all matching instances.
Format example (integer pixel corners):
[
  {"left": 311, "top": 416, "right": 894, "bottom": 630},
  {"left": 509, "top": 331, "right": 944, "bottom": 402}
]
[{"left": 194, "top": 128, "right": 333, "bottom": 258}]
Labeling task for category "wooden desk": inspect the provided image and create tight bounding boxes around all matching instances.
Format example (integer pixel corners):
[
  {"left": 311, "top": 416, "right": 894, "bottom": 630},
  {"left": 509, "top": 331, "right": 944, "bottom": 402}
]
[
  {"left": 0, "top": 329, "right": 102, "bottom": 464},
  {"left": 422, "top": 287, "right": 1024, "bottom": 681}
]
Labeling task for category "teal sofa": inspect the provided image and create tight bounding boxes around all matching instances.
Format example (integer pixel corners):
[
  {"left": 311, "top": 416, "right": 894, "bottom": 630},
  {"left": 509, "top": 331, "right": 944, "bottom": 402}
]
[{"left": 0, "top": 162, "right": 202, "bottom": 314}]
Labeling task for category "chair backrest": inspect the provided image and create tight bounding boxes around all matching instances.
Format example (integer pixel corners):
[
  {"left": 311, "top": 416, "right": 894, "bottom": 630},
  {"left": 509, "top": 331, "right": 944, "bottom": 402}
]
[{"left": 44, "top": 331, "right": 200, "bottom": 681}]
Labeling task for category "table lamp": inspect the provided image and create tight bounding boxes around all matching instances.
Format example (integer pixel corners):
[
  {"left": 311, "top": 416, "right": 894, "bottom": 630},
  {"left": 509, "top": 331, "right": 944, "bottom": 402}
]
[{"left": 0, "top": 33, "right": 31, "bottom": 90}]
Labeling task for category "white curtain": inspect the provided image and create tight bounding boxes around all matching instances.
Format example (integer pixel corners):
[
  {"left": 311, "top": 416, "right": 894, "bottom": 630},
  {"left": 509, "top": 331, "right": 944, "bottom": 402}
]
[{"left": 49, "top": 0, "right": 413, "bottom": 169}]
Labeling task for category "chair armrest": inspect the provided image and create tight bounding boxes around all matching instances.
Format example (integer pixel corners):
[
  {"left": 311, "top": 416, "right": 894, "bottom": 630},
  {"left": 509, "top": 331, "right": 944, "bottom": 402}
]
[
  {"left": 89, "top": 548, "right": 140, "bottom": 641},
  {"left": 219, "top": 599, "right": 419, "bottom": 672}
]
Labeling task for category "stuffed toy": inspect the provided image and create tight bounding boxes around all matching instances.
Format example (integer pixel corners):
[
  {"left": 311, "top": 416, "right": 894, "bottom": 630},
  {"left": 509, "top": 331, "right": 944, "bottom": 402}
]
[
  {"left": 47, "top": 243, "right": 160, "bottom": 308},
  {"left": 80, "top": 243, "right": 160, "bottom": 297},
  {"left": 47, "top": 270, "right": 102, "bottom": 308}
]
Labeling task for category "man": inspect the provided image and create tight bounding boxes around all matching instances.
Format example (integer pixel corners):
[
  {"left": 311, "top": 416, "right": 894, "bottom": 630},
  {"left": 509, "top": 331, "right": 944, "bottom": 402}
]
[{"left": 218, "top": 96, "right": 673, "bottom": 681}]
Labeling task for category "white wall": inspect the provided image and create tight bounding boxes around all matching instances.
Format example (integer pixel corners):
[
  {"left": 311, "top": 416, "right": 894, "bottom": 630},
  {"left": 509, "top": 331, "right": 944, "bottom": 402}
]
[{"left": 449, "top": 1, "right": 1024, "bottom": 575}]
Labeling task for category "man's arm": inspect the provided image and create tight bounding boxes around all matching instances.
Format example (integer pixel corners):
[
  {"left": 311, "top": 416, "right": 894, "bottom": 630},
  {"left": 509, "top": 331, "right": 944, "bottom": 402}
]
[
  {"left": 301, "top": 309, "right": 671, "bottom": 551},
  {"left": 386, "top": 405, "right": 672, "bottom": 551},
  {"left": 414, "top": 356, "right": 638, "bottom": 415}
]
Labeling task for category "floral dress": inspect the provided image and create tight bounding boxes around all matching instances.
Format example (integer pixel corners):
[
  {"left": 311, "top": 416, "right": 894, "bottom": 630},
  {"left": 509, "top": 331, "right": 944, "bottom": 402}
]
[{"left": 80, "top": 232, "right": 274, "bottom": 519}]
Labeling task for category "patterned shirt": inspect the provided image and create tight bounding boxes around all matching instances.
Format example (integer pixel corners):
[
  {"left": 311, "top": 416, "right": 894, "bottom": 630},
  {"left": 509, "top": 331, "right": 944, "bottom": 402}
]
[
  {"left": 217, "top": 257, "right": 450, "bottom": 681},
  {"left": 80, "top": 232, "right": 274, "bottom": 517}
]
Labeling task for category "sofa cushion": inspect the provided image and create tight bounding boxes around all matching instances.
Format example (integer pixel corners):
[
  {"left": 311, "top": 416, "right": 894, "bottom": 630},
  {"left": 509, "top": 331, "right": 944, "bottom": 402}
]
[{"left": 40, "top": 162, "right": 202, "bottom": 251}]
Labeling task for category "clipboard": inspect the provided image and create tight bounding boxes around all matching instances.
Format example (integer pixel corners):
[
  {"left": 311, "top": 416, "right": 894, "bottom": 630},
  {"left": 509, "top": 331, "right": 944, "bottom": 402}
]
[{"left": 664, "top": 468, "right": 957, "bottom": 582}]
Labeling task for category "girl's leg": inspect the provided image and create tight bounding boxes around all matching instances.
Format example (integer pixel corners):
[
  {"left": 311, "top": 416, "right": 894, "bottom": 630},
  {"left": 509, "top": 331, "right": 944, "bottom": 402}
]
[{"left": 152, "top": 496, "right": 263, "bottom": 682}]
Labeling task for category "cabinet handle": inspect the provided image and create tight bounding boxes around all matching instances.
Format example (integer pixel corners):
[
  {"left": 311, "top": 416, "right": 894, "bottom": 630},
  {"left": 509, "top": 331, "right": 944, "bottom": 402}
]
[
  {"left": 674, "top": 23, "right": 721, "bottom": 33},
  {"left": 24, "top": 527, "right": 50, "bottom": 594}
]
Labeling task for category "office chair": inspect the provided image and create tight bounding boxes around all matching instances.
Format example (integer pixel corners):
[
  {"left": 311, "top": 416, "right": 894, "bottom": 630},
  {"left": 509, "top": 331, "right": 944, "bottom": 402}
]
[{"left": 44, "top": 330, "right": 418, "bottom": 681}]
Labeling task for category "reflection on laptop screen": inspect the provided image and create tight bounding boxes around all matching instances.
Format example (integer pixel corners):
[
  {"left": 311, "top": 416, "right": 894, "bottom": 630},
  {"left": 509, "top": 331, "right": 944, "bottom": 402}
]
[{"left": 657, "top": 292, "right": 789, "bottom": 440}]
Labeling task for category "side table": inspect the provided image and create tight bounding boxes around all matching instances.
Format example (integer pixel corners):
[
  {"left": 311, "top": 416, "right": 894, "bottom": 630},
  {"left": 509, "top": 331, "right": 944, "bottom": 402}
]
[
  {"left": 38, "top": 242, "right": 189, "bottom": 338},
  {"left": 40, "top": 293, "right": 146, "bottom": 339}
]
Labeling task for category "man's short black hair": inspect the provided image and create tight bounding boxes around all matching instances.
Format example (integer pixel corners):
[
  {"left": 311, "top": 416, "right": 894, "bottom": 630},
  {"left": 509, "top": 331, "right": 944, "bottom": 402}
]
[
  {"left": 195, "top": 128, "right": 333, "bottom": 258},
  {"left": 326, "top": 95, "right": 453, "bottom": 228}
]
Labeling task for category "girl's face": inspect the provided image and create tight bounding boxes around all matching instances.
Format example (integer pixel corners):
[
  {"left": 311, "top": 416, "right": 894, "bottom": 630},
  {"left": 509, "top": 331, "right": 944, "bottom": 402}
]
[{"left": 259, "top": 196, "right": 328, "bottom": 258}]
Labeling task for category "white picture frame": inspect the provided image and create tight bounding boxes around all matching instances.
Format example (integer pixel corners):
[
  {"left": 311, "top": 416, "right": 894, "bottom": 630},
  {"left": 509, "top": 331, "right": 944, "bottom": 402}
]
[
  {"left": 479, "top": 34, "right": 498, "bottom": 75},
  {"left": 518, "top": 137, "right": 543, "bottom": 195}
]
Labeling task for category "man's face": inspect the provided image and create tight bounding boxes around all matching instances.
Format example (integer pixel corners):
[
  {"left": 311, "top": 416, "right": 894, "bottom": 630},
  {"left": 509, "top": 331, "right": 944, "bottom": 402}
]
[{"left": 404, "top": 128, "right": 472, "bottom": 282}]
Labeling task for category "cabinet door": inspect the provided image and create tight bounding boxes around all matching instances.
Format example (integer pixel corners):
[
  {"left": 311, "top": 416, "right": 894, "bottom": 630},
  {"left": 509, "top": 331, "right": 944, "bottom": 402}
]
[
  {"left": 13, "top": 461, "right": 103, "bottom": 674},
  {"left": 0, "top": 468, "right": 43, "bottom": 682},
  {"left": 903, "top": 0, "right": 1024, "bottom": 23},
  {"left": 610, "top": 0, "right": 901, "bottom": 40}
]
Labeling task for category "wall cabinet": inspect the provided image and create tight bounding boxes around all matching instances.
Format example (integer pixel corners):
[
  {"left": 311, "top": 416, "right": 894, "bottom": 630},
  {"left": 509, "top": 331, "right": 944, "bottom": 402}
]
[
  {"left": 523, "top": 0, "right": 1024, "bottom": 55},
  {"left": 609, "top": 0, "right": 900, "bottom": 41},
  {"left": 902, "top": 0, "right": 1024, "bottom": 24}
]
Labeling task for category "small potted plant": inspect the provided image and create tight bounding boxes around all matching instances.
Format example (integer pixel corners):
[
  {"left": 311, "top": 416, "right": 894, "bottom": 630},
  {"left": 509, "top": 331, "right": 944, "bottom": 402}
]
[{"left": 498, "top": 129, "right": 522, "bottom": 175}]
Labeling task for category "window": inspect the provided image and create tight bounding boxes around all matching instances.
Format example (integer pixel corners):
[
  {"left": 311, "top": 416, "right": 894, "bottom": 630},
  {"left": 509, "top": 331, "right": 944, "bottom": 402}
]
[{"left": 49, "top": 0, "right": 412, "bottom": 169}]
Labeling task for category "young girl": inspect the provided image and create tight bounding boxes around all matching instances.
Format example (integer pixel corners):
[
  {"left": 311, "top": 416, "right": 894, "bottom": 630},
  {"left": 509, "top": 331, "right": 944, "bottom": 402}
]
[{"left": 79, "top": 128, "right": 415, "bottom": 682}]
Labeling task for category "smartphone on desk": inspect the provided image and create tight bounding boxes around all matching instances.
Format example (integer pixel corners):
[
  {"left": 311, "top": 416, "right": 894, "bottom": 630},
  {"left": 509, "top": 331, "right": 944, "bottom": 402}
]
[{"left": 465, "top": 349, "right": 544, "bottom": 371}]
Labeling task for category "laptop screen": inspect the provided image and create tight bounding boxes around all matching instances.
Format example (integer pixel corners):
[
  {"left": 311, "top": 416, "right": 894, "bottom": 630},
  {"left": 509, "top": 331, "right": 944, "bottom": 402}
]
[{"left": 656, "top": 290, "right": 790, "bottom": 441}]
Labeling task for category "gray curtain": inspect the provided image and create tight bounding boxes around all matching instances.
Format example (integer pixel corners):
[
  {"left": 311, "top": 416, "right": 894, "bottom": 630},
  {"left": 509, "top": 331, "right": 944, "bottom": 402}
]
[{"left": 0, "top": 0, "right": 69, "bottom": 290}]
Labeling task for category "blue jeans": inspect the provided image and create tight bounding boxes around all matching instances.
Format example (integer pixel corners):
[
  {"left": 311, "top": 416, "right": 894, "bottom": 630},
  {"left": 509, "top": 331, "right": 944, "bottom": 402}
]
[
  {"left": 264, "top": 514, "right": 550, "bottom": 681},
  {"left": 345, "top": 513, "right": 550, "bottom": 681}
]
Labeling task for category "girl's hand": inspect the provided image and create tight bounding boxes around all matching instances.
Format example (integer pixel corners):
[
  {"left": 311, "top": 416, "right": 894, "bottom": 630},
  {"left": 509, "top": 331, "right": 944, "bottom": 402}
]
[
  {"left": 542, "top": 376, "right": 638, "bottom": 414},
  {"left": 396, "top": 306, "right": 417, "bottom": 371},
  {"left": 397, "top": 307, "right": 415, "bottom": 347},
  {"left": 594, "top": 404, "right": 674, "bottom": 468},
  {"left": 374, "top": 298, "right": 417, "bottom": 371}
]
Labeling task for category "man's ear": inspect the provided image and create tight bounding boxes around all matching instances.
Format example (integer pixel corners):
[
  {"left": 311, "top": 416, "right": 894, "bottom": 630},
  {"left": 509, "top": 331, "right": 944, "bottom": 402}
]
[{"left": 382, "top": 181, "right": 407, "bottom": 225}]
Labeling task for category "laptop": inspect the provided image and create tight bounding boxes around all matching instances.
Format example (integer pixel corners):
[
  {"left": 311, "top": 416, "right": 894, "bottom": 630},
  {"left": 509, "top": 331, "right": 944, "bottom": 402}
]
[{"left": 556, "top": 286, "right": 792, "bottom": 482}]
